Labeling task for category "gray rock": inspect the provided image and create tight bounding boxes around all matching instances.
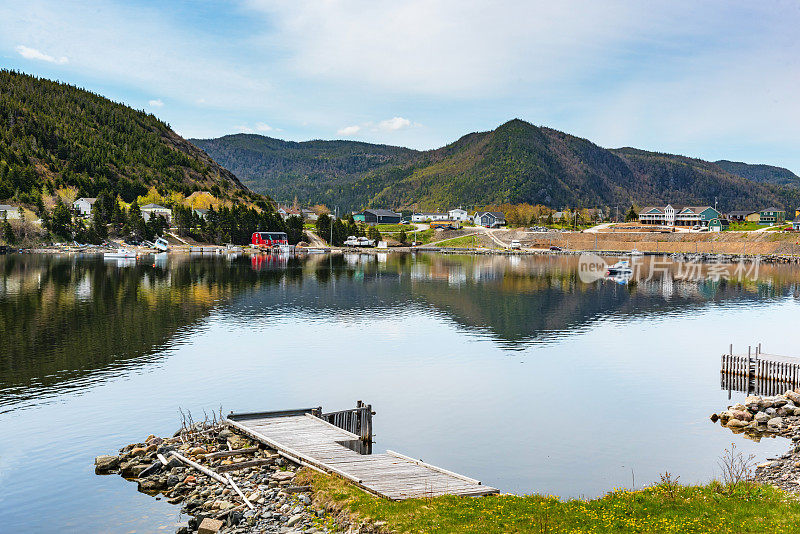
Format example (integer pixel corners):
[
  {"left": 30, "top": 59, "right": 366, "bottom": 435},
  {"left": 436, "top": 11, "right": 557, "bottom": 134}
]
[
  {"left": 766, "top": 407, "right": 777, "bottom": 416},
  {"left": 755, "top": 412, "right": 770, "bottom": 423},
  {"left": 286, "top": 514, "right": 304, "bottom": 527},
  {"left": 768, "top": 417, "right": 783, "bottom": 430},
  {"left": 95, "top": 455, "right": 120, "bottom": 472},
  {"left": 298, "top": 494, "right": 311, "bottom": 505}
]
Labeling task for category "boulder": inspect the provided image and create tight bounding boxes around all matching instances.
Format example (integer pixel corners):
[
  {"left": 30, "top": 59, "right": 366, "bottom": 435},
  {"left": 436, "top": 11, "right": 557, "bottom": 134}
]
[
  {"left": 120, "top": 461, "right": 148, "bottom": 478},
  {"left": 197, "top": 518, "right": 224, "bottom": 534},
  {"left": 718, "top": 411, "right": 734, "bottom": 424},
  {"left": 755, "top": 412, "right": 770, "bottom": 423},
  {"left": 730, "top": 410, "right": 752, "bottom": 422},
  {"left": 727, "top": 419, "right": 747, "bottom": 428},
  {"left": 94, "top": 455, "right": 120, "bottom": 472},
  {"left": 768, "top": 417, "right": 783, "bottom": 430},
  {"left": 787, "top": 391, "right": 800, "bottom": 405},
  {"left": 731, "top": 403, "right": 748, "bottom": 412},
  {"left": 773, "top": 396, "right": 789, "bottom": 407},
  {"left": 286, "top": 514, "right": 304, "bottom": 527},
  {"left": 130, "top": 447, "right": 147, "bottom": 457},
  {"left": 138, "top": 478, "right": 164, "bottom": 492},
  {"left": 189, "top": 447, "right": 207, "bottom": 456},
  {"left": 745, "top": 395, "right": 761, "bottom": 408}
]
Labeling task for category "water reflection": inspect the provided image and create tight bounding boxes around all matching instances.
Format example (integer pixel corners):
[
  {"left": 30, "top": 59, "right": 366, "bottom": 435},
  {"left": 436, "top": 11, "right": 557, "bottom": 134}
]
[
  {"left": 2, "top": 252, "right": 799, "bottom": 532},
  {"left": 2, "top": 253, "right": 797, "bottom": 410}
]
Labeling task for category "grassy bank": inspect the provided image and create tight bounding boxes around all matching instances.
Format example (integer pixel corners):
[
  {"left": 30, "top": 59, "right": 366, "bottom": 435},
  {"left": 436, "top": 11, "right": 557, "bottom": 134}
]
[{"left": 298, "top": 470, "right": 800, "bottom": 533}]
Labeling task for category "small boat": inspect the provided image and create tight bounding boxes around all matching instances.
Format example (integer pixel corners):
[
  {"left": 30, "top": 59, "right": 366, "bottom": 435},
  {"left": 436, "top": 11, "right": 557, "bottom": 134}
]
[
  {"left": 606, "top": 260, "right": 632, "bottom": 275},
  {"left": 104, "top": 248, "right": 137, "bottom": 259},
  {"left": 153, "top": 237, "right": 169, "bottom": 252},
  {"left": 630, "top": 248, "right": 644, "bottom": 256}
]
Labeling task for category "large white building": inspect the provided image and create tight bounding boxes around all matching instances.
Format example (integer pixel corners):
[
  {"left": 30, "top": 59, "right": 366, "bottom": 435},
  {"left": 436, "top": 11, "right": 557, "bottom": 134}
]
[{"left": 638, "top": 204, "right": 721, "bottom": 227}]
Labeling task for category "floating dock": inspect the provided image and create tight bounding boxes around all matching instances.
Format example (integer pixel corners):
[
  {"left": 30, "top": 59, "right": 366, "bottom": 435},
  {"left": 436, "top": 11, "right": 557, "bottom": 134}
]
[
  {"left": 225, "top": 403, "right": 498, "bottom": 500},
  {"left": 721, "top": 344, "right": 800, "bottom": 397}
]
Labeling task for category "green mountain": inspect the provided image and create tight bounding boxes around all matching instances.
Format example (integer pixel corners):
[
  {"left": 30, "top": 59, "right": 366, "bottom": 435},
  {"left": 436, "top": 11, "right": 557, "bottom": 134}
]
[
  {"left": 190, "top": 134, "right": 419, "bottom": 206},
  {"left": 714, "top": 160, "right": 800, "bottom": 187},
  {"left": 194, "top": 119, "right": 800, "bottom": 212},
  {"left": 0, "top": 70, "right": 256, "bottom": 205}
]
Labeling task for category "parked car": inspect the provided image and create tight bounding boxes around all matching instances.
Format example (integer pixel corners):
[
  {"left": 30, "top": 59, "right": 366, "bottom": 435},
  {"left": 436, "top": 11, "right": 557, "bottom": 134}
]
[
  {"left": 550, "top": 245, "right": 563, "bottom": 251},
  {"left": 510, "top": 240, "right": 521, "bottom": 250}
]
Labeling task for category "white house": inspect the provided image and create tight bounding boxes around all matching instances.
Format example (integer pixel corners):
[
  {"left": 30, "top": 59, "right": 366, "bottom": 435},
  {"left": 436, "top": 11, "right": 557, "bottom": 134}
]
[
  {"left": 448, "top": 208, "right": 469, "bottom": 221},
  {"left": 140, "top": 203, "right": 172, "bottom": 223},
  {"left": 411, "top": 212, "right": 449, "bottom": 222},
  {"left": 0, "top": 204, "right": 21, "bottom": 220},
  {"left": 73, "top": 197, "right": 97, "bottom": 216}
]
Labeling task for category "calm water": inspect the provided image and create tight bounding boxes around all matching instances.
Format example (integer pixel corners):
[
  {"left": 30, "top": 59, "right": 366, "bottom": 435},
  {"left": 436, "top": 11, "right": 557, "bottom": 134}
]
[{"left": 1, "top": 252, "right": 798, "bottom": 532}]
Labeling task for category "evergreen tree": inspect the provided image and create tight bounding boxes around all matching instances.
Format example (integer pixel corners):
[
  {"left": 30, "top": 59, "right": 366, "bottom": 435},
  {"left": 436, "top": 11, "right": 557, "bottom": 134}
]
[
  {"left": 49, "top": 202, "right": 73, "bottom": 240},
  {"left": 315, "top": 213, "right": 332, "bottom": 244},
  {"left": 2, "top": 214, "right": 14, "bottom": 243}
]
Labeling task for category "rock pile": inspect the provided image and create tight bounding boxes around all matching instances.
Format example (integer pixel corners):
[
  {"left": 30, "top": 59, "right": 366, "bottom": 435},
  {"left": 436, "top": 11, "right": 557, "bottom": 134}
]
[
  {"left": 95, "top": 423, "right": 335, "bottom": 533},
  {"left": 711, "top": 389, "right": 800, "bottom": 494}
]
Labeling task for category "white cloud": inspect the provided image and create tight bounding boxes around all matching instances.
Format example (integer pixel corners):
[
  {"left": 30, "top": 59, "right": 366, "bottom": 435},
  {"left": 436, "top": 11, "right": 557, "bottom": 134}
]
[
  {"left": 255, "top": 122, "right": 273, "bottom": 131},
  {"left": 378, "top": 117, "right": 412, "bottom": 131},
  {"left": 148, "top": 99, "right": 164, "bottom": 107},
  {"left": 234, "top": 125, "right": 255, "bottom": 133},
  {"left": 15, "top": 44, "right": 67, "bottom": 64},
  {"left": 337, "top": 125, "right": 361, "bottom": 136}
]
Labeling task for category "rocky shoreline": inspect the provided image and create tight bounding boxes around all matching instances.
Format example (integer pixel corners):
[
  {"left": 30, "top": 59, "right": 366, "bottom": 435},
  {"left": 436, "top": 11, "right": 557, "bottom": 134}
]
[
  {"left": 95, "top": 420, "right": 376, "bottom": 534},
  {"left": 711, "top": 389, "right": 800, "bottom": 494}
]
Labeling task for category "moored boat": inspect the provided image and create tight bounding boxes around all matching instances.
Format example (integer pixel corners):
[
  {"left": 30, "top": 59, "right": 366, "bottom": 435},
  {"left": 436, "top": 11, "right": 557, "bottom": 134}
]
[
  {"left": 606, "top": 260, "right": 632, "bottom": 275},
  {"left": 104, "top": 248, "right": 137, "bottom": 259}
]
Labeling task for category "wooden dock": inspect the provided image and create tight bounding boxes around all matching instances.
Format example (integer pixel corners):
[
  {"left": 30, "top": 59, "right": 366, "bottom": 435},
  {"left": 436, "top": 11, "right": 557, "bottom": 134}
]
[
  {"left": 224, "top": 403, "right": 498, "bottom": 500},
  {"left": 721, "top": 344, "right": 800, "bottom": 397}
]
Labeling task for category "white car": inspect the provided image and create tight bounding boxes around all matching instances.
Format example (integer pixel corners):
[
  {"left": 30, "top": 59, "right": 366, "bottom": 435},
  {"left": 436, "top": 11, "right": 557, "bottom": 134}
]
[{"left": 510, "top": 240, "right": 521, "bottom": 250}]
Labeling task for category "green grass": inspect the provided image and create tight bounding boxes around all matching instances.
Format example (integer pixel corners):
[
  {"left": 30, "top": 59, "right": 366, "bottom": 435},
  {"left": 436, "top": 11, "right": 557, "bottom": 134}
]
[
  {"left": 375, "top": 223, "right": 416, "bottom": 232},
  {"left": 298, "top": 470, "right": 800, "bottom": 534},
  {"left": 406, "top": 228, "right": 435, "bottom": 244},
  {"left": 727, "top": 222, "right": 762, "bottom": 231},
  {"left": 435, "top": 234, "right": 482, "bottom": 248}
]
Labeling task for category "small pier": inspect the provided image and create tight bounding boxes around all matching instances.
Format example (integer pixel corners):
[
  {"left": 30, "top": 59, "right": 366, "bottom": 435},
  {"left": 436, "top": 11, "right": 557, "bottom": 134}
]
[
  {"left": 721, "top": 344, "right": 800, "bottom": 397},
  {"left": 225, "top": 402, "right": 498, "bottom": 500}
]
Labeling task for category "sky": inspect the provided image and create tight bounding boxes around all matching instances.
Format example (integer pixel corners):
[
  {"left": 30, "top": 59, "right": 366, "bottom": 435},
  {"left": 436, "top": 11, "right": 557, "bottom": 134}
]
[{"left": 1, "top": 0, "right": 799, "bottom": 172}]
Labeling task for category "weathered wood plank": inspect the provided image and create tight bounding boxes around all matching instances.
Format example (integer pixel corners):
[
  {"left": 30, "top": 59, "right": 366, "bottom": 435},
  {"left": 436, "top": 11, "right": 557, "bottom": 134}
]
[{"left": 225, "top": 409, "right": 498, "bottom": 500}]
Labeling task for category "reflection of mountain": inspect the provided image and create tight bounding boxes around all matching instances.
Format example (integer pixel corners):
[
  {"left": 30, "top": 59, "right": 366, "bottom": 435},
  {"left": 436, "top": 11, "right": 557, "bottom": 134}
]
[
  {"left": 0, "top": 255, "right": 295, "bottom": 409},
  {"left": 2, "top": 253, "right": 794, "bottom": 408},
  {"left": 235, "top": 254, "right": 792, "bottom": 349}
]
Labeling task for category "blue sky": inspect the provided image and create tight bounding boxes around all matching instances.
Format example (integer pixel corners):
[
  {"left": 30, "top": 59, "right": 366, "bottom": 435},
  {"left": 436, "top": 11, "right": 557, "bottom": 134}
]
[{"left": 2, "top": 0, "right": 799, "bottom": 172}]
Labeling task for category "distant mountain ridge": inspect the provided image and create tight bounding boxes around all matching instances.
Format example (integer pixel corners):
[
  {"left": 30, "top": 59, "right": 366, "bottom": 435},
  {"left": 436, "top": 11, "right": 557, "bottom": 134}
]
[
  {"left": 0, "top": 70, "right": 257, "bottom": 205},
  {"left": 714, "top": 160, "right": 800, "bottom": 188},
  {"left": 192, "top": 119, "right": 800, "bottom": 213}
]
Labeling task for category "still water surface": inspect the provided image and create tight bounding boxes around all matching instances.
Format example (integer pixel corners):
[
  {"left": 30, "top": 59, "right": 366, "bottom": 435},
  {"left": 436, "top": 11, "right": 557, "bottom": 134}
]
[{"left": 1, "top": 252, "right": 798, "bottom": 532}]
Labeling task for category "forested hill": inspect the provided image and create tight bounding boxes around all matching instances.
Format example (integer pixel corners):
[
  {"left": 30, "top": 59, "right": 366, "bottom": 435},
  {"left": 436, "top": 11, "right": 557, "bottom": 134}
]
[
  {"left": 190, "top": 134, "right": 419, "bottom": 205},
  {"left": 195, "top": 119, "right": 800, "bottom": 212},
  {"left": 714, "top": 160, "right": 800, "bottom": 188},
  {"left": 0, "top": 70, "right": 256, "bottom": 205}
]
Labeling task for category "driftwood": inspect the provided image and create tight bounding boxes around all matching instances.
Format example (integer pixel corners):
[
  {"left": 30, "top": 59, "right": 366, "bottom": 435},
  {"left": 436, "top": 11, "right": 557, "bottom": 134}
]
[
  {"left": 216, "top": 457, "right": 276, "bottom": 472},
  {"left": 169, "top": 451, "right": 228, "bottom": 485},
  {"left": 225, "top": 473, "right": 254, "bottom": 510},
  {"left": 204, "top": 447, "right": 259, "bottom": 460},
  {"left": 156, "top": 453, "right": 169, "bottom": 465}
]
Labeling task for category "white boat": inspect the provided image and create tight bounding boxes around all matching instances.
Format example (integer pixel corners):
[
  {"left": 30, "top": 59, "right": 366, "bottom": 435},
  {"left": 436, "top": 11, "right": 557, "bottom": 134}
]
[
  {"left": 606, "top": 260, "right": 632, "bottom": 275},
  {"left": 630, "top": 248, "right": 644, "bottom": 256},
  {"left": 154, "top": 237, "right": 169, "bottom": 252},
  {"left": 104, "top": 248, "right": 137, "bottom": 259}
]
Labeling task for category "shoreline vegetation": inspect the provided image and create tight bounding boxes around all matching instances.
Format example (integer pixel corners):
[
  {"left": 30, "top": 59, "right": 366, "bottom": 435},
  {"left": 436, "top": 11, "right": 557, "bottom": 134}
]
[{"left": 97, "top": 410, "right": 800, "bottom": 534}]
